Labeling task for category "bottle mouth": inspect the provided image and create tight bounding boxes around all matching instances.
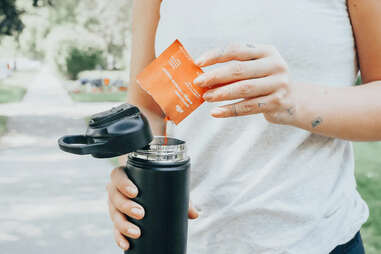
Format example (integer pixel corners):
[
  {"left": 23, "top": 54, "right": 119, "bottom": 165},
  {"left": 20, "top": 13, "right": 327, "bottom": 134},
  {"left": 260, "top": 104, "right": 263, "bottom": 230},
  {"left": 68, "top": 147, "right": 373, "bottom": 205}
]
[{"left": 128, "top": 137, "right": 188, "bottom": 162}]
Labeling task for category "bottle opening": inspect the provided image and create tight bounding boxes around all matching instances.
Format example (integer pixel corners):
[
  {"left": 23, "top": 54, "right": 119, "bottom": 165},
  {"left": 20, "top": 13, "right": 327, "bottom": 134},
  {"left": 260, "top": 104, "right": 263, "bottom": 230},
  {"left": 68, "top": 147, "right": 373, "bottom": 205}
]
[{"left": 129, "top": 137, "right": 188, "bottom": 162}]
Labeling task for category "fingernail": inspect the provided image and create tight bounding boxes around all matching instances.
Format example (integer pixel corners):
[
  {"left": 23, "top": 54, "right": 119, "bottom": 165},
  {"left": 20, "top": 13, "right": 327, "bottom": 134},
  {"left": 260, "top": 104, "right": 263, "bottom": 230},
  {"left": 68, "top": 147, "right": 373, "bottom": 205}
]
[
  {"left": 203, "top": 92, "right": 212, "bottom": 100},
  {"left": 119, "top": 240, "right": 129, "bottom": 250},
  {"left": 131, "top": 207, "right": 144, "bottom": 217},
  {"left": 194, "top": 75, "right": 206, "bottom": 86},
  {"left": 210, "top": 107, "right": 226, "bottom": 116},
  {"left": 126, "top": 186, "right": 138, "bottom": 196},
  {"left": 128, "top": 227, "right": 140, "bottom": 236}
]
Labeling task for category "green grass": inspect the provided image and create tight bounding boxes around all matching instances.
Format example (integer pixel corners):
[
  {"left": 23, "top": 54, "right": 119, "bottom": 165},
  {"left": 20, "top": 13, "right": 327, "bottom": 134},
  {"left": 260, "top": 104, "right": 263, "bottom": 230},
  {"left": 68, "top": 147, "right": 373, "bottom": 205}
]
[
  {"left": 0, "top": 71, "right": 35, "bottom": 103},
  {"left": 354, "top": 142, "right": 381, "bottom": 254},
  {"left": 0, "top": 85, "right": 27, "bottom": 103},
  {"left": 1, "top": 71, "right": 36, "bottom": 87},
  {"left": 69, "top": 91, "right": 127, "bottom": 102},
  {"left": 0, "top": 116, "right": 7, "bottom": 136}
]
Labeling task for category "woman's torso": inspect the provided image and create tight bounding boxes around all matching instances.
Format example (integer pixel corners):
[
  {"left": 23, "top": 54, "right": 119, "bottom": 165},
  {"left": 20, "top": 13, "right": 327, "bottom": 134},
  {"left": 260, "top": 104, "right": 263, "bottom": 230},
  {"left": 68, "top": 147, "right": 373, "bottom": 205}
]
[{"left": 155, "top": 1, "right": 369, "bottom": 253}]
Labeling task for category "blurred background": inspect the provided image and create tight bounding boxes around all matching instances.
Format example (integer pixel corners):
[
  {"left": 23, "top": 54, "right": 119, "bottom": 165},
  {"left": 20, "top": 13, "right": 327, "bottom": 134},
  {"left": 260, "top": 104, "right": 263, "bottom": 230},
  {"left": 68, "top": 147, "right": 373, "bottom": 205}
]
[
  {"left": 0, "top": 0, "right": 380, "bottom": 253},
  {"left": 0, "top": 0, "right": 131, "bottom": 253}
]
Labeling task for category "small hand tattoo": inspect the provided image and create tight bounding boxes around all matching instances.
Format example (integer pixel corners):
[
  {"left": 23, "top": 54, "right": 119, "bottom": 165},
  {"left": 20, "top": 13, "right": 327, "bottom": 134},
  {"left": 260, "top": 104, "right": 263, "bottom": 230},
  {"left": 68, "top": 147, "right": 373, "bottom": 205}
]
[
  {"left": 246, "top": 43, "right": 256, "bottom": 49},
  {"left": 232, "top": 104, "right": 239, "bottom": 116},
  {"left": 287, "top": 107, "right": 296, "bottom": 116},
  {"left": 311, "top": 117, "right": 323, "bottom": 128},
  {"left": 258, "top": 102, "right": 266, "bottom": 108}
]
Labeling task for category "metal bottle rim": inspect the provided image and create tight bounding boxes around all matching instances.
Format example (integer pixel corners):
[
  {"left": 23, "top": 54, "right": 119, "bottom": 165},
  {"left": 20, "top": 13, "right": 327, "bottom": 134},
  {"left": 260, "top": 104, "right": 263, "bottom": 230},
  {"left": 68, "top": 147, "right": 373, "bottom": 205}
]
[{"left": 128, "top": 136, "right": 188, "bottom": 162}]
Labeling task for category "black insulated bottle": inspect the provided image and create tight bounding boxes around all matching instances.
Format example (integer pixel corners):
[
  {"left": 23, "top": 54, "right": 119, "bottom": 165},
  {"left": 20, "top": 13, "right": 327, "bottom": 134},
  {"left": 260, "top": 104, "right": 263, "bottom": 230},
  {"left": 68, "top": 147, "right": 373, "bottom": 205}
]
[{"left": 58, "top": 103, "right": 190, "bottom": 254}]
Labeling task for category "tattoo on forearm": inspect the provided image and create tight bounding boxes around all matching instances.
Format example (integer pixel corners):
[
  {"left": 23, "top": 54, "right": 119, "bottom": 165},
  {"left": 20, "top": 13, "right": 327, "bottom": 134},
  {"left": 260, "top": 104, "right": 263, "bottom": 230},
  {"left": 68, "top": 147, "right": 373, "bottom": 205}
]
[
  {"left": 311, "top": 117, "right": 323, "bottom": 128},
  {"left": 287, "top": 107, "right": 296, "bottom": 116}
]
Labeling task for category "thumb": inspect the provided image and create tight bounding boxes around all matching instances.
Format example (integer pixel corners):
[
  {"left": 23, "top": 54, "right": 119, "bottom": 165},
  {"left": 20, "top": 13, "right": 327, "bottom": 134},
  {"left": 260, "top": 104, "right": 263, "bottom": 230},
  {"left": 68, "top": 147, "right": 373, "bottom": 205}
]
[{"left": 188, "top": 201, "right": 199, "bottom": 219}]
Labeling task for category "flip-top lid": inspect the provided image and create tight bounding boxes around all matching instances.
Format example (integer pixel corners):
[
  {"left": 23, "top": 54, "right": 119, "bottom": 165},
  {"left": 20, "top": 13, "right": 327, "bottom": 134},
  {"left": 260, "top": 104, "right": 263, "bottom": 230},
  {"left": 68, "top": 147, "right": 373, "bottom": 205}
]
[{"left": 58, "top": 104, "right": 153, "bottom": 158}]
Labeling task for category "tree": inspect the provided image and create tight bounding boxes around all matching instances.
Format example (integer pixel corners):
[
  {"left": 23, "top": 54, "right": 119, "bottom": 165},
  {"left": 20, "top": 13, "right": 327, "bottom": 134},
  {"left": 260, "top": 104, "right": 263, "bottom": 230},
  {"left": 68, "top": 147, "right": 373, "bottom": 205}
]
[
  {"left": 1, "top": 0, "right": 133, "bottom": 71},
  {"left": 0, "top": 0, "right": 52, "bottom": 36},
  {"left": 32, "top": 0, "right": 52, "bottom": 7},
  {"left": 0, "top": 0, "right": 24, "bottom": 36},
  {"left": 76, "top": 0, "right": 132, "bottom": 69}
]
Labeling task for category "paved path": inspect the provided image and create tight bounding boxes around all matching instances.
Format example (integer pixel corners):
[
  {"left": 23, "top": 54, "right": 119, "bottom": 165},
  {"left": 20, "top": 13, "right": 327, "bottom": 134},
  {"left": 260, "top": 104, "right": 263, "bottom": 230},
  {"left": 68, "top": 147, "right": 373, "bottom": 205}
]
[{"left": 0, "top": 67, "right": 122, "bottom": 254}]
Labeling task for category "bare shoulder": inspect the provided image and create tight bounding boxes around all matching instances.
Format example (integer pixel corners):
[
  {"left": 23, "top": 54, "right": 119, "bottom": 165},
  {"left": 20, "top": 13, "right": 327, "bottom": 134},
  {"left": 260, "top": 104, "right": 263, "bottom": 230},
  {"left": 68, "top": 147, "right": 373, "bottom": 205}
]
[{"left": 347, "top": 0, "right": 381, "bottom": 83}]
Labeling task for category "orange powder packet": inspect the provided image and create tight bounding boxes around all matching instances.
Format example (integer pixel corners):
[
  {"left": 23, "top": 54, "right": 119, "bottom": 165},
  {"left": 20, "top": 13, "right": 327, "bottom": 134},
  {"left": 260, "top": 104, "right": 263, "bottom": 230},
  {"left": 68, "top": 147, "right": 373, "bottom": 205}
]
[{"left": 136, "top": 40, "right": 206, "bottom": 125}]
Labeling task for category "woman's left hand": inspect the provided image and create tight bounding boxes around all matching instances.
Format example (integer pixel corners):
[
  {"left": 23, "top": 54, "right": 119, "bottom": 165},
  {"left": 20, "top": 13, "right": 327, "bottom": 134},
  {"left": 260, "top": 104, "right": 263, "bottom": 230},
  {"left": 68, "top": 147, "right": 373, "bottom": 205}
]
[{"left": 194, "top": 43, "right": 299, "bottom": 125}]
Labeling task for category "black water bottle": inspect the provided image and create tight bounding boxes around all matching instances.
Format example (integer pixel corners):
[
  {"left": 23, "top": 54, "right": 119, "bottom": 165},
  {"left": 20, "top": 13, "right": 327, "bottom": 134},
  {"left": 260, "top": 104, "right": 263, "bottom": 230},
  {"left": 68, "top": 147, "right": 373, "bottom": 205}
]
[{"left": 58, "top": 104, "right": 190, "bottom": 254}]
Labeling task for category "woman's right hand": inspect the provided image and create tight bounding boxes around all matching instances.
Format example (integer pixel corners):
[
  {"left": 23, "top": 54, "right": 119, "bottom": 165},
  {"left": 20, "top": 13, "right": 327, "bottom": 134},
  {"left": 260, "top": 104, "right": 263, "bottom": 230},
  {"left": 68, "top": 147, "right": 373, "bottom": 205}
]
[{"left": 107, "top": 166, "right": 199, "bottom": 251}]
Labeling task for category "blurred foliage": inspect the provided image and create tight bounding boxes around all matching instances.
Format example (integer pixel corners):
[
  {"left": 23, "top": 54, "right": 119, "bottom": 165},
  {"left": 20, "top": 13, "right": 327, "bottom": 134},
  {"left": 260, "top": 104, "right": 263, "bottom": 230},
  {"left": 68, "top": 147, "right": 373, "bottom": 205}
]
[
  {"left": 47, "top": 0, "right": 76, "bottom": 25},
  {"left": 0, "top": 116, "right": 7, "bottom": 136},
  {"left": 69, "top": 91, "right": 127, "bottom": 103},
  {"left": 44, "top": 25, "right": 107, "bottom": 79},
  {"left": 1, "top": 0, "right": 132, "bottom": 71},
  {"left": 0, "top": 0, "right": 24, "bottom": 36},
  {"left": 0, "top": 84, "right": 27, "bottom": 103},
  {"left": 0, "top": 70, "right": 30, "bottom": 102},
  {"left": 65, "top": 47, "right": 106, "bottom": 80},
  {"left": 356, "top": 76, "right": 362, "bottom": 86},
  {"left": 0, "top": 0, "right": 52, "bottom": 36},
  {"left": 354, "top": 142, "right": 381, "bottom": 254},
  {"left": 32, "top": 0, "right": 52, "bottom": 7},
  {"left": 75, "top": 0, "right": 132, "bottom": 69}
]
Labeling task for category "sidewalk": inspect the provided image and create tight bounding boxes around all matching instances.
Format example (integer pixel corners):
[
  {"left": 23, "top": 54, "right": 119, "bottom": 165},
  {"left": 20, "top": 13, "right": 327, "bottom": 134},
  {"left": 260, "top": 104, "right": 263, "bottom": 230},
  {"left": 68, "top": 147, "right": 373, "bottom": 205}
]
[{"left": 0, "top": 67, "right": 121, "bottom": 254}]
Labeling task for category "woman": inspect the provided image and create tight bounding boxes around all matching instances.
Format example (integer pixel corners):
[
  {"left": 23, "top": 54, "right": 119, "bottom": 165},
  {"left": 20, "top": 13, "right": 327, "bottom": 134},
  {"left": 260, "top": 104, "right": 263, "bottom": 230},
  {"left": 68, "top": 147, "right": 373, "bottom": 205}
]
[{"left": 106, "top": 0, "right": 381, "bottom": 253}]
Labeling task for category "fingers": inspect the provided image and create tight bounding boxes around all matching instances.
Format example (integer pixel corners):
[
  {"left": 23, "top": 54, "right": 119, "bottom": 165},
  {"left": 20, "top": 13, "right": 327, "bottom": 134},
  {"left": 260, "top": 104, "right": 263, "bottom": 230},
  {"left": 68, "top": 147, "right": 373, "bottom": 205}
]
[
  {"left": 107, "top": 183, "right": 145, "bottom": 220},
  {"left": 108, "top": 167, "right": 143, "bottom": 249},
  {"left": 195, "top": 43, "right": 272, "bottom": 67},
  {"left": 194, "top": 57, "right": 276, "bottom": 88},
  {"left": 188, "top": 201, "right": 199, "bottom": 220},
  {"left": 202, "top": 76, "right": 280, "bottom": 102},
  {"left": 114, "top": 228, "right": 130, "bottom": 251},
  {"left": 210, "top": 91, "right": 286, "bottom": 118},
  {"left": 108, "top": 199, "right": 142, "bottom": 239},
  {"left": 194, "top": 44, "right": 286, "bottom": 89},
  {"left": 111, "top": 166, "right": 139, "bottom": 199}
]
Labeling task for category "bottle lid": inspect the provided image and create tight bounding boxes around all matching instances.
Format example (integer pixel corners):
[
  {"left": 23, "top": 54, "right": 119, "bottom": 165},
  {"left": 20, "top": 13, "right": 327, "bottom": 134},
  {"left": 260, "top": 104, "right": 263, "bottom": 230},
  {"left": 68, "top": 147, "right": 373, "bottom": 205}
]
[
  {"left": 129, "top": 137, "right": 188, "bottom": 162},
  {"left": 58, "top": 104, "right": 153, "bottom": 158}
]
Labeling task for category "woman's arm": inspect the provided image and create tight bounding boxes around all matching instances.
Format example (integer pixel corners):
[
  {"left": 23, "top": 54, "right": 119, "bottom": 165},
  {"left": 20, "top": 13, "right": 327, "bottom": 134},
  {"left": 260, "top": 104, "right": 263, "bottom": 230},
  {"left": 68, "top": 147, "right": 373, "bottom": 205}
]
[
  {"left": 128, "top": 0, "right": 165, "bottom": 135},
  {"left": 109, "top": 1, "right": 163, "bottom": 250},
  {"left": 193, "top": 0, "right": 381, "bottom": 142},
  {"left": 349, "top": 0, "right": 381, "bottom": 83},
  {"left": 118, "top": 0, "right": 163, "bottom": 167},
  {"left": 290, "top": 0, "right": 381, "bottom": 141},
  {"left": 289, "top": 82, "right": 381, "bottom": 141}
]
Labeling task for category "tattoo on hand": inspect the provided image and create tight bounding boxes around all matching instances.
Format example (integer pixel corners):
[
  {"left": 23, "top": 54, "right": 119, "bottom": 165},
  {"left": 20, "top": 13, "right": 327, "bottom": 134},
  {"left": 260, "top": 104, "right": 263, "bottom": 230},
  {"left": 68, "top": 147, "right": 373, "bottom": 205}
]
[
  {"left": 311, "top": 117, "right": 323, "bottom": 128},
  {"left": 246, "top": 43, "right": 256, "bottom": 49},
  {"left": 232, "top": 104, "right": 238, "bottom": 116},
  {"left": 258, "top": 102, "right": 266, "bottom": 108}
]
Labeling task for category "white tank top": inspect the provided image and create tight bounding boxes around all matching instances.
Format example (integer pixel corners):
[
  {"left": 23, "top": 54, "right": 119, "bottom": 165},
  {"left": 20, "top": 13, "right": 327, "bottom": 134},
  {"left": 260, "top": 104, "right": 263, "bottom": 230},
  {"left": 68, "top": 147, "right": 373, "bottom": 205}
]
[{"left": 155, "top": 1, "right": 369, "bottom": 253}]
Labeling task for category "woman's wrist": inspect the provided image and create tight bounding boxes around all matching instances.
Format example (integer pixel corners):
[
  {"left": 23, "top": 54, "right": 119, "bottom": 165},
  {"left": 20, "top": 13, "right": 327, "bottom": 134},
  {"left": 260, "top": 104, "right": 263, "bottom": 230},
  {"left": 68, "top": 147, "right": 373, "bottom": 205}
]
[
  {"left": 286, "top": 84, "right": 337, "bottom": 134},
  {"left": 285, "top": 82, "right": 314, "bottom": 129}
]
